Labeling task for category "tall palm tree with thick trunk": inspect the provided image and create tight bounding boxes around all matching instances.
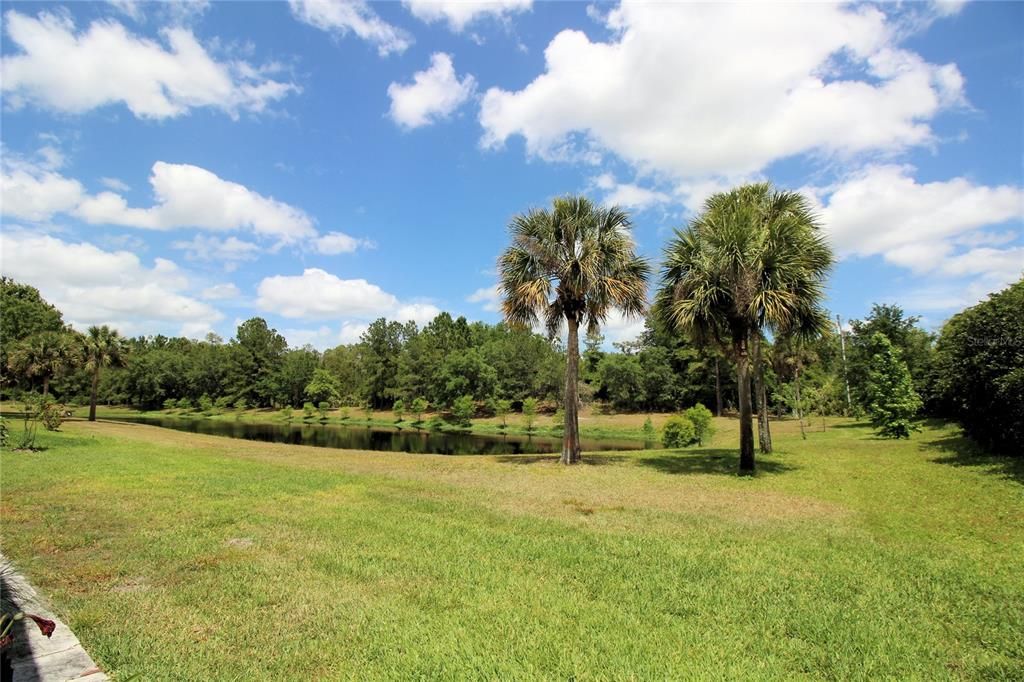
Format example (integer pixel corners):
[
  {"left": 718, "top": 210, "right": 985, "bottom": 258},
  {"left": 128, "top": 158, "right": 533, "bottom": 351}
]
[
  {"left": 81, "top": 325, "right": 127, "bottom": 421},
  {"left": 500, "top": 196, "right": 650, "bottom": 464},
  {"left": 656, "top": 183, "right": 832, "bottom": 475}
]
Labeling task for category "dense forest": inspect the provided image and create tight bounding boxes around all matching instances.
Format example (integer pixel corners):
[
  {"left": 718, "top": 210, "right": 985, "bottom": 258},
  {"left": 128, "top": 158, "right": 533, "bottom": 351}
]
[{"left": 5, "top": 275, "right": 1020, "bottom": 455}]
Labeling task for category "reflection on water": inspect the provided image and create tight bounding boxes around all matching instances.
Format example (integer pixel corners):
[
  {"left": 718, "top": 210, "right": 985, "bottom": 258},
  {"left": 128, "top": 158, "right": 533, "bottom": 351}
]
[{"left": 106, "top": 415, "right": 645, "bottom": 455}]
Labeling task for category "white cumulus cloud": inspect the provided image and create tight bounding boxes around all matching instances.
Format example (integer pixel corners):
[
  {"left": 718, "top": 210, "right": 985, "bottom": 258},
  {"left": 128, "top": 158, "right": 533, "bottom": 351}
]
[
  {"left": 480, "top": 2, "right": 964, "bottom": 179},
  {"left": 0, "top": 230, "right": 223, "bottom": 335},
  {"left": 314, "top": 231, "right": 374, "bottom": 255},
  {"left": 388, "top": 53, "right": 475, "bottom": 129},
  {"left": 289, "top": 0, "right": 411, "bottom": 56},
  {"left": 1, "top": 10, "right": 297, "bottom": 119},
  {"left": 404, "top": 0, "right": 531, "bottom": 32},
  {"left": 256, "top": 267, "right": 440, "bottom": 324}
]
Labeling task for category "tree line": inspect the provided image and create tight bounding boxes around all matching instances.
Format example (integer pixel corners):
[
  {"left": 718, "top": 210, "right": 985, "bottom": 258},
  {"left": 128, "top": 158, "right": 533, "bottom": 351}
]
[{"left": 2, "top": 187, "right": 1020, "bottom": 467}]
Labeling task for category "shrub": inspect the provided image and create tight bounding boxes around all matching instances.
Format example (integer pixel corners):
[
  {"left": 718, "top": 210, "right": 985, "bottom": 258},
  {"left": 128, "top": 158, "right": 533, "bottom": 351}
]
[
  {"left": 684, "top": 403, "right": 715, "bottom": 445},
  {"left": 427, "top": 415, "right": 444, "bottom": 431},
  {"left": 450, "top": 395, "right": 474, "bottom": 428},
  {"left": 411, "top": 397, "right": 428, "bottom": 424},
  {"left": 662, "top": 415, "right": 696, "bottom": 448},
  {"left": 281, "top": 406, "right": 293, "bottom": 421},
  {"left": 39, "top": 401, "right": 64, "bottom": 431},
  {"left": 339, "top": 406, "right": 350, "bottom": 421},
  {"left": 522, "top": 397, "right": 538, "bottom": 431},
  {"left": 642, "top": 416, "right": 655, "bottom": 441},
  {"left": 393, "top": 399, "right": 405, "bottom": 422},
  {"left": 163, "top": 398, "right": 177, "bottom": 411},
  {"left": 551, "top": 407, "right": 563, "bottom": 430},
  {"left": 318, "top": 401, "right": 330, "bottom": 420},
  {"left": 303, "top": 402, "right": 316, "bottom": 419},
  {"left": 866, "top": 333, "right": 922, "bottom": 439},
  {"left": 234, "top": 397, "right": 248, "bottom": 412},
  {"left": 215, "top": 396, "right": 233, "bottom": 410},
  {"left": 176, "top": 397, "right": 193, "bottom": 410},
  {"left": 493, "top": 399, "right": 511, "bottom": 429},
  {"left": 0, "top": 416, "right": 7, "bottom": 448},
  {"left": 198, "top": 394, "right": 215, "bottom": 415}
]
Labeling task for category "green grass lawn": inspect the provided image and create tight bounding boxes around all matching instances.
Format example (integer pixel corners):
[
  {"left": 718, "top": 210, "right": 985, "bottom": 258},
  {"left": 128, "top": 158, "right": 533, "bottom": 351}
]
[{"left": 1, "top": 418, "right": 1022, "bottom": 679}]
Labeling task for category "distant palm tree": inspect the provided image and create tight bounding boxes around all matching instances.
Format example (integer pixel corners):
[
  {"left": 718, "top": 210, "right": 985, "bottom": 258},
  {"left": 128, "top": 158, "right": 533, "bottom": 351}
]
[
  {"left": 499, "top": 195, "right": 650, "bottom": 464},
  {"left": 7, "top": 331, "right": 78, "bottom": 397},
  {"left": 656, "top": 183, "right": 833, "bottom": 474},
  {"left": 81, "top": 325, "right": 128, "bottom": 421}
]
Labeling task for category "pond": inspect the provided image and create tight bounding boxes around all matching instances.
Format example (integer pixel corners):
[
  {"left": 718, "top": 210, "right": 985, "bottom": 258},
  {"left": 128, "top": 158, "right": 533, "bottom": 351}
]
[{"left": 103, "top": 415, "right": 647, "bottom": 455}]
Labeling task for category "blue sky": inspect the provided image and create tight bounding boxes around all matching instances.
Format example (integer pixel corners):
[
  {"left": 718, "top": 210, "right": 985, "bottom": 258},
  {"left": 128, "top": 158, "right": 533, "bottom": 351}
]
[{"left": 1, "top": 0, "right": 1021, "bottom": 348}]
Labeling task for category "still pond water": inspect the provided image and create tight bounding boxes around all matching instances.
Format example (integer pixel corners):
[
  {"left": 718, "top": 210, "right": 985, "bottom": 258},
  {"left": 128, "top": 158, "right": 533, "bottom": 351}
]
[{"left": 107, "top": 415, "right": 647, "bottom": 455}]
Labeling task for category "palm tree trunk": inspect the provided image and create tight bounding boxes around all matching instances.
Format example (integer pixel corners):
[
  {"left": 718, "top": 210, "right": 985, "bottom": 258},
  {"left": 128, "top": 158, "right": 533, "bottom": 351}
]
[
  {"left": 753, "top": 336, "right": 772, "bottom": 453},
  {"left": 89, "top": 367, "right": 100, "bottom": 422},
  {"left": 795, "top": 363, "right": 806, "bottom": 440},
  {"left": 714, "top": 357, "right": 723, "bottom": 417},
  {"left": 561, "top": 317, "right": 582, "bottom": 465},
  {"left": 735, "top": 335, "right": 755, "bottom": 475}
]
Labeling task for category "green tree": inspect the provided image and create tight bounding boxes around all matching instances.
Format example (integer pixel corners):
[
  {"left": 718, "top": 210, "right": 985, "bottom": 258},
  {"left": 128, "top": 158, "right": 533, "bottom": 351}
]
[
  {"left": 494, "top": 398, "right": 511, "bottom": 429},
  {"left": 7, "top": 331, "right": 78, "bottom": 397},
  {"left": 81, "top": 325, "right": 128, "bottom": 421},
  {"left": 393, "top": 398, "right": 405, "bottom": 422},
  {"left": 865, "top": 333, "right": 922, "bottom": 439},
  {"left": 450, "top": 395, "right": 474, "bottom": 428},
  {"left": 932, "top": 278, "right": 1023, "bottom": 455},
  {"left": 499, "top": 196, "right": 650, "bottom": 464},
  {"left": 229, "top": 318, "right": 287, "bottom": 407},
  {"left": 657, "top": 183, "right": 833, "bottom": 474},
  {"left": 849, "top": 304, "right": 934, "bottom": 407},
  {"left": 411, "top": 397, "right": 428, "bottom": 424},
  {"left": 0, "top": 278, "right": 65, "bottom": 377},
  {"left": 305, "top": 367, "right": 341, "bottom": 406},
  {"left": 684, "top": 403, "right": 715, "bottom": 446},
  {"left": 522, "top": 397, "right": 538, "bottom": 432}
]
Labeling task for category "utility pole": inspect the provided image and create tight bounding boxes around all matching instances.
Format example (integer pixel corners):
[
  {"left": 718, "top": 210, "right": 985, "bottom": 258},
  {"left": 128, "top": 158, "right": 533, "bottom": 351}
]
[{"left": 836, "top": 314, "right": 852, "bottom": 414}]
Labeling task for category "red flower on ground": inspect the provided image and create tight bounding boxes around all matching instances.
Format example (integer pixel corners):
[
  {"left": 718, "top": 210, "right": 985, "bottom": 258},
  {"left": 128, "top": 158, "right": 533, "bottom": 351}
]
[{"left": 28, "top": 615, "right": 55, "bottom": 638}]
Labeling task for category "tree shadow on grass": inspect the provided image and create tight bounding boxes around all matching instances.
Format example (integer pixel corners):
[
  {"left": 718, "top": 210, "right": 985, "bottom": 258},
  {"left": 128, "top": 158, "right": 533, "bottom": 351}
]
[
  {"left": 494, "top": 454, "right": 629, "bottom": 466},
  {"left": 923, "top": 432, "right": 1024, "bottom": 486},
  {"left": 637, "top": 448, "right": 798, "bottom": 476}
]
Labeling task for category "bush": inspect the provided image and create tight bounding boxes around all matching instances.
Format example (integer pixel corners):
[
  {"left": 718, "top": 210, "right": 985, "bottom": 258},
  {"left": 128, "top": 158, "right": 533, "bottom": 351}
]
[
  {"left": 317, "top": 401, "right": 330, "bottom": 420},
  {"left": 522, "top": 397, "right": 538, "bottom": 431},
  {"left": 303, "top": 402, "right": 316, "bottom": 419},
  {"left": 234, "top": 397, "right": 248, "bottom": 412},
  {"left": 662, "top": 415, "right": 696, "bottom": 448},
  {"left": 176, "top": 397, "right": 193, "bottom": 410},
  {"left": 450, "top": 395, "right": 474, "bottom": 428},
  {"left": 642, "top": 416, "right": 655, "bottom": 441},
  {"left": 427, "top": 415, "right": 444, "bottom": 431},
  {"left": 0, "top": 416, "right": 7, "bottom": 448},
  {"left": 865, "top": 333, "right": 922, "bottom": 439},
  {"left": 214, "top": 396, "right": 233, "bottom": 410},
  {"left": 684, "top": 403, "right": 715, "bottom": 445},
  {"left": 411, "top": 397, "right": 428, "bottom": 423},
  {"left": 163, "top": 398, "right": 177, "bottom": 411},
  {"left": 933, "top": 278, "right": 1023, "bottom": 455},
  {"left": 281, "top": 406, "right": 293, "bottom": 421},
  {"left": 198, "top": 394, "right": 215, "bottom": 415},
  {"left": 393, "top": 398, "right": 405, "bottom": 422},
  {"left": 39, "top": 401, "right": 64, "bottom": 431},
  {"left": 551, "top": 407, "right": 563, "bottom": 431}
]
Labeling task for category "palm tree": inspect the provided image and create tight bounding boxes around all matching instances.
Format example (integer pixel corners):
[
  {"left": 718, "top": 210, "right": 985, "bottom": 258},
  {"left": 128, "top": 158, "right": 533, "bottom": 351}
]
[
  {"left": 81, "top": 325, "right": 128, "bottom": 421},
  {"left": 499, "top": 195, "right": 650, "bottom": 464},
  {"left": 7, "top": 331, "right": 78, "bottom": 397},
  {"left": 656, "top": 183, "right": 833, "bottom": 474}
]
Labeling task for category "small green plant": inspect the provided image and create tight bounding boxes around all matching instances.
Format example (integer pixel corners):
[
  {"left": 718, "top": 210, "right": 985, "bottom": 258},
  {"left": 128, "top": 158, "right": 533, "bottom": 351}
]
[
  {"left": 234, "top": 397, "right": 248, "bottom": 412},
  {"left": 684, "top": 403, "right": 715, "bottom": 445},
  {"left": 522, "top": 397, "right": 538, "bottom": 432},
  {"left": 215, "top": 396, "right": 233, "bottom": 410},
  {"left": 303, "top": 401, "right": 316, "bottom": 420},
  {"left": 551, "top": 406, "right": 563, "bottom": 431},
  {"left": 317, "top": 401, "right": 330, "bottom": 420},
  {"left": 0, "top": 416, "right": 8, "bottom": 448},
  {"left": 866, "top": 333, "right": 922, "bottom": 439},
  {"left": 642, "top": 416, "right": 655, "bottom": 442},
  {"left": 427, "top": 415, "right": 444, "bottom": 431},
  {"left": 450, "top": 395, "right": 474, "bottom": 428},
  {"left": 39, "top": 401, "right": 64, "bottom": 431},
  {"left": 411, "top": 397, "right": 428, "bottom": 424},
  {"left": 176, "top": 397, "right": 193, "bottom": 410},
  {"left": 163, "top": 398, "right": 177, "bottom": 411},
  {"left": 16, "top": 402, "right": 40, "bottom": 450},
  {"left": 198, "top": 394, "right": 215, "bottom": 416},
  {"left": 393, "top": 398, "right": 405, "bottom": 422},
  {"left": 281, "top": 406, "right": 293, "bottom": 421},
  {"left": 662, "top": 415, "right": 696, "bottom": 448},
  {"left": 339, "top": 406, "right": 350, "bottom": 421},
  {"left": 494, "top": 399, "right": 511, "bottom": 430}
]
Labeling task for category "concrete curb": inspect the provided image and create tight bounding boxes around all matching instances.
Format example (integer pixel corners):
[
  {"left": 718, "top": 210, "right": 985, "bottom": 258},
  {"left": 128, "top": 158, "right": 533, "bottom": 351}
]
[{"left": 1, "top": 557, "right": 108, "bottom": 682}]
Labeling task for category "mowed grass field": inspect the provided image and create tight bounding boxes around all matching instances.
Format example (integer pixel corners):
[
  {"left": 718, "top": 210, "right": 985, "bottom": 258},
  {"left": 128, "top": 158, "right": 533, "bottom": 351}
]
[{"left": 1, "top": 417, "right": 1022, "bottom": 679}]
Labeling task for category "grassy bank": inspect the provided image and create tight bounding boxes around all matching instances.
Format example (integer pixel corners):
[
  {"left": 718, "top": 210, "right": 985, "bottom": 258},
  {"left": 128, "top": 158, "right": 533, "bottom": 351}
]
[{"left": 1, "top": 419, "right": 1022, "bottom": 678}]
